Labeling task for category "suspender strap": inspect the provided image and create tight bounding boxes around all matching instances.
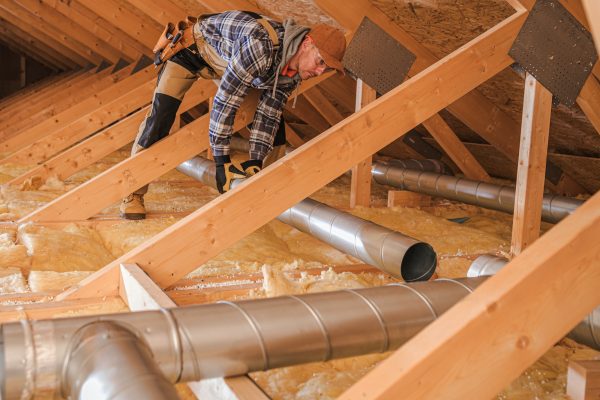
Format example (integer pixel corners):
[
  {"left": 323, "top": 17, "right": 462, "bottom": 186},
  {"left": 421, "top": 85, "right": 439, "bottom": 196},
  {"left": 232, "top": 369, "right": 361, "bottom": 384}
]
[{"left": 256, "top": 18, "right": 279, "bottom": 48}]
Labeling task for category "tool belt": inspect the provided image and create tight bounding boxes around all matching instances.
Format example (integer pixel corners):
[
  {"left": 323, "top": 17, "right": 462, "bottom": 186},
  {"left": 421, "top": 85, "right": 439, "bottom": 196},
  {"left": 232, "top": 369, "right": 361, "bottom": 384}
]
[
  {"left": 152, "top": 11, "right": 280, "bottom": 78},
  {"left": 152, "top": 16, "right": 198, "bottom": 67}
]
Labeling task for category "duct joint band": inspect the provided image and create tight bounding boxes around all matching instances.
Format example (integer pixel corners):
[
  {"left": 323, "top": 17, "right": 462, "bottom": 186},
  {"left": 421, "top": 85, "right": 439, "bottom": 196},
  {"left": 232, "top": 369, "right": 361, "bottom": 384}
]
[
  {"left": 344, "top": 290, "right": 390, "bottom": 353},
  {"left": 18, "top": 313, "right": 35, "bottom": 400},
  {"left": 391, "top": 283, "right": 438, "bottom": 318},
  {"left": 159, "top": 307, "right": 184, "bottom": 382},
  {"left": 289, "top": 296, "right": 333, "bottom": 361},
  {"left": 218, "top": 301, "right": 270, "bottom": 370}
]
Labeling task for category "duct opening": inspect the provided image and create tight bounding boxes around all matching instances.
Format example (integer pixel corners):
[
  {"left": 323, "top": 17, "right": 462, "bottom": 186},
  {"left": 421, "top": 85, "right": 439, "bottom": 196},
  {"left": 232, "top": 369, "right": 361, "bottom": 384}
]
[{"left": 400, "top": 242, "right": 437, "bottom": 282}]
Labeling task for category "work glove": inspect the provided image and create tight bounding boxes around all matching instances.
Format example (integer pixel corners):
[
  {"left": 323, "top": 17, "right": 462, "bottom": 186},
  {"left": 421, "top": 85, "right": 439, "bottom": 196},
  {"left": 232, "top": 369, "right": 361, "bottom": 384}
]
[
  {"left": 215, "top": 156, "right": 245, "bottom": 193},
  {"left": 240, "top": 159, "right": 262, "bottom": 176}
]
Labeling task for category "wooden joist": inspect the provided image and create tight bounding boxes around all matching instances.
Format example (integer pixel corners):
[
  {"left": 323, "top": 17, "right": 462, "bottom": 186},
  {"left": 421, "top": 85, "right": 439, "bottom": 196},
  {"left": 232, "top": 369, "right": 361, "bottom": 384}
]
[
  {"left": 511, "top": 73, "right": 552, "bottom": 255},
  {"left": 54, "top": 9, "right": 528, "bottom": 300},
  {"left": 583, "top": 0, "right": 600, "bottom": 55},
  {"left": 341, "top": 190, "right": 600, "bottom": 399},
  {"left": 120, "top": 263, "right": 271, "bottom": 400}
]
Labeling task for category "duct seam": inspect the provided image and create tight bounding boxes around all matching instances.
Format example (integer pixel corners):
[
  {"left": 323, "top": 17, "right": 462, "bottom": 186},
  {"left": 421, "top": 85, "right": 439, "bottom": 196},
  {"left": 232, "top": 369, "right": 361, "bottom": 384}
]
[
  {"left": 436, "top": 278, "right": 476, "bottom": 294},
  {"left": 379, "top": 232, "right": 394, "bottom": 274},
  {"left": 18, "top": 315, "right": 35, "bottom": 400},
  {"left": 159, "top": 307, "right": 183, "bottom": 382},
  {"left": 219, "top": 301, "right": 270, "bottom": 370},
  {"left": 391, "top": 283, "right": 438, "bottom": 318},
  {"left": 344, "top": 290, "right": 390, "bottom": 353},
  {"left": 288, "top": 296, "right": 333, "bottom": 361}
]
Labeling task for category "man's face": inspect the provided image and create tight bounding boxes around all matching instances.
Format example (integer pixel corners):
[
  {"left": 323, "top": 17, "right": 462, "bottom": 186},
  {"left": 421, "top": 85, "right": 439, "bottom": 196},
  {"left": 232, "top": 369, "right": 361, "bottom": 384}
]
[{"left": 297, "top": 41, "right": 330, "bottom": 80}]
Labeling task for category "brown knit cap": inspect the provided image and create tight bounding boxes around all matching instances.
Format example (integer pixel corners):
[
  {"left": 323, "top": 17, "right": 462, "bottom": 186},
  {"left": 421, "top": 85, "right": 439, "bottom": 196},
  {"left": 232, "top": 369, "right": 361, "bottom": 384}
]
[{"left": 309, "top": 24, "right": 346, "bottom": 74}]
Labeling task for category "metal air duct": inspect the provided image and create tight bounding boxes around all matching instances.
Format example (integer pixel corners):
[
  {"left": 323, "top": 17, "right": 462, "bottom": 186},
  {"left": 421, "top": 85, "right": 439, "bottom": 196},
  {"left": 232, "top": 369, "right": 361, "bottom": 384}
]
[
  {"left": 176, "top": 157, "right": 437, "bottom": 282},
  {"left": 468, "top": 255, "right": 600, "bottom": 351},
  {"left": 372, "top": 162, "right": 583, "bottom": 223},
  {"left": 0, "top": 278, "right": 487, "bottom": 399}
]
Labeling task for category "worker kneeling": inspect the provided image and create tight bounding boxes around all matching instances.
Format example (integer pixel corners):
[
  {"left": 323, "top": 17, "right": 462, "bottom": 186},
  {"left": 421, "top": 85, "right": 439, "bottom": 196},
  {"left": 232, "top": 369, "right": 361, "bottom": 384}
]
[{"left": 120, "top": 10, "right": 346, "bottom": 220}]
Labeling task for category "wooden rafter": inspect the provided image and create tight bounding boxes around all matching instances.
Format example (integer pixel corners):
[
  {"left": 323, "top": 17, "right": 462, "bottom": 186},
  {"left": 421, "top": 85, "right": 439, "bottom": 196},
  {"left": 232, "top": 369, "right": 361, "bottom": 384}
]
[
  {"left": 350, "top": 79, "right": 375, "bottom": 208},
  {"left": 341, "top": 190, "right": 600, "bottom": 399},
  {"left": 582, "top": 0, "right": 600, "bottom": 55},
  {"left": 52, "top": 8, "right": 528, "bottom": 300},
  {"left": 314, "top": 0, "right": 587, "bottom": 195}
]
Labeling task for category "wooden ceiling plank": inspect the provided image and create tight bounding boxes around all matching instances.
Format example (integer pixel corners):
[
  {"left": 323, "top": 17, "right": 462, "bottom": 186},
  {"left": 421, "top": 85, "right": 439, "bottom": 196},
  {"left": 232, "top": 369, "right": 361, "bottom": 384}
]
[
  {"left": 510, "top": 73, "right": 552, "bottom": 255},
  {"left": 422, "top": 114, "right": 491, "bottom": 181},
  {"left": 0, "top": 1, "right": 104, "bottom": 65},
  {"left": 42, "top": 0, "right": 143, "bottom": 61},
  {"left": 341, "top": 191, "right": 600, "bottom": 399},
  {"left": 74, "top": 0, "right": 159, "bottom": 51},
  {"left": 52, "top": 9, "right": 527, "bottom": 299},
  {"left": 15, "top": 0, "right": 123, "bottom": 64},
  {"left": 0, "top": 16, "right": 78, "bottom": 70},
  {"left": 314, "top": 0, "right": 587, "bottom": 195},
  {"left": 0, "top": 65, "right": 155, "bottom": 155},
  {"left": 124, "top": 0, "right": 187, "bottom": 26}
]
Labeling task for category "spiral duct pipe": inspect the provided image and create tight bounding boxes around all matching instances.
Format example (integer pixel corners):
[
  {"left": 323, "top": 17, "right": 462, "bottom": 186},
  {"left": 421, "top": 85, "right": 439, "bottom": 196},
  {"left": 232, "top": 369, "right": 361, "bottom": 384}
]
[
  {"left": 372, "top": 162, "right": 583, "bottom": 223},
  {"left": 468, "top": 255, "right": 600, "bottom": 351},
  {"left": 0, "top": 278, "right": 487, "bottom": 399},
  {"left": 176, "top": 157, "right": 437, "bottom": 281}
]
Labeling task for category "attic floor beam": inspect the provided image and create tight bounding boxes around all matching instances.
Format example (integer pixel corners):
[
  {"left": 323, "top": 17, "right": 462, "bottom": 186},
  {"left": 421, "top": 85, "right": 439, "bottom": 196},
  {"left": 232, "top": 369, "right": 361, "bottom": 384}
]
[
  {"left": 119, "top": 263, "right": 271, "bottom": 400},
  {"left": 510, "top": 73, "right": 552, "bottom": 256},
  {"left": 8, "top": 81, "right": 216, "bottom": 186},
  {"left": 350, "top": 79, "right": 375, "bottom": 208},
  {"left": 314, "top": 0, "right": 587, "bottom": 195},
  {"left": 54, "top": 9, "right": 528, "bottom": 300},
  {"left": 583, "top": 0, "right": 600, "bottom": 55},
  {"left": 341, "top": 191, "right": 600, "bottom": 399},
  {"left": 0, "top": 65, "right": 155, "bottom": 156},
  {"left": 20, "top": 72, "right": 334, "bottom": 224}
]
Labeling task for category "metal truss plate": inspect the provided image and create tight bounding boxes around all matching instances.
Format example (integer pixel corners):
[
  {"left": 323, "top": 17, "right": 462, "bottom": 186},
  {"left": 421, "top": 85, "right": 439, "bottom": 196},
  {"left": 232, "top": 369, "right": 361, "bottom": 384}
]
[
  {"left": 509, "top": 0, "right": 598, "bottom": 106},
  {"left": 342, "top": 17, "right": 416, "bottom": 95}
]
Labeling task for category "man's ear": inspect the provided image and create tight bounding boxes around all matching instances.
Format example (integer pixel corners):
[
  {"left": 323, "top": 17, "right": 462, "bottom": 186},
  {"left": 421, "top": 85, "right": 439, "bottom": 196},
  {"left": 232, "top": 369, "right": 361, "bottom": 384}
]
[{"left": 301, "top": 37, "right": 312, "bottom": 49}]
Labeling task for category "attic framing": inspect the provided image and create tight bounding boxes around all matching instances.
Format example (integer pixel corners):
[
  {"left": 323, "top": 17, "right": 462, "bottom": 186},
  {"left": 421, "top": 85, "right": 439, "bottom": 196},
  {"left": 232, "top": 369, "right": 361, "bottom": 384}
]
[{"left": 0, "top": 0, "right": 599, "bottom": 398}]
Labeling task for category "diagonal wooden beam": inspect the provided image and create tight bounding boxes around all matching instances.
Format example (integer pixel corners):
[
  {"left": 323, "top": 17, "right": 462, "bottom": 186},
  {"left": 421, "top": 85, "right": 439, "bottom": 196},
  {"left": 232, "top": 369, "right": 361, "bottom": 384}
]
[
  {"left": 8, "top": 81, "right": 217, "bottom": 186},
  {"left": 0, "top": 65, "right": 155, "bottom": 155},
  {"left": 582, "top": 0, "right": 600, "bottom": 55},
  {"left": 341, "top": 190, "right": 600, "bottom": 399},
  {"left": 54, "top": 9, "right": 528, "bottom": 300},
  {"left": 511, "top": 73, "right": 552, "bottom": 255},
  {"left": 20, "top": 73, "right": 334, "bottom": 224},
  {"left": 314, "top": 0, "right": 587, "bottom": 195}
]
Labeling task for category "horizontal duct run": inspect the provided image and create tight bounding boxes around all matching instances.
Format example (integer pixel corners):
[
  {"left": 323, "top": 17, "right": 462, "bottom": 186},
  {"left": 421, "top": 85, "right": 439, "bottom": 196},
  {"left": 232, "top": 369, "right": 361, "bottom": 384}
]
[
  {"left": 372, "top": 161, "right": 582, "bottom": 223},
  {"left": 468, "top": 255, "right": 600, "bottom": 351},
  {"left": 0, "top": 278, "right": 487, "bottom": 399},
  {"left": 176, "top": 156, "right": 437, "bottom": 282}
]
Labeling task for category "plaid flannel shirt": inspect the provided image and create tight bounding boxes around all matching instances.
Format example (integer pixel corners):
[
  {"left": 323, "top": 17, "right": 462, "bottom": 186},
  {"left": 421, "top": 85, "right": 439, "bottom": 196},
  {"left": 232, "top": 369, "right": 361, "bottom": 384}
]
[{"left": 199, "top": 11, "right": 300, "bottom": 160}]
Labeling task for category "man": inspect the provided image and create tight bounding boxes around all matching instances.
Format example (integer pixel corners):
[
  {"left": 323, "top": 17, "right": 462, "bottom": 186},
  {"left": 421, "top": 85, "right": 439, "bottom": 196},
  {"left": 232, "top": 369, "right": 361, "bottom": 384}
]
[{"left": 120, "top": 10, "right": 346, "bottom": 220}]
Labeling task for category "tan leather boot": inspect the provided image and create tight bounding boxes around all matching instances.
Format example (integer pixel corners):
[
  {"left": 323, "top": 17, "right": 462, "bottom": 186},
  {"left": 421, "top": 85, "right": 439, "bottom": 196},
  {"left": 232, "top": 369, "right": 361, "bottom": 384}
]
[{"left": 119, "top": 193, "right": 146, "bottom": 220}]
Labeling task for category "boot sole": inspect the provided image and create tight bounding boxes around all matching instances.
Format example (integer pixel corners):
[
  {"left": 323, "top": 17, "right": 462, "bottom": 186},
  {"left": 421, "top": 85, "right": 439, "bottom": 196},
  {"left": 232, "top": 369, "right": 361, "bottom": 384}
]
[{"left": 119, "top": 212, "right": 146, "bottom": 220}]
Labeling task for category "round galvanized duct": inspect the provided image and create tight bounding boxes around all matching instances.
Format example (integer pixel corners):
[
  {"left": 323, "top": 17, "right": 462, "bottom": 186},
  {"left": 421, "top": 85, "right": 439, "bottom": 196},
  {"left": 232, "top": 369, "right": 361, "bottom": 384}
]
[
  {"left": 372, "top": 162, "right": 583, "bottom": 223},
  {"left": 61, "top": 322, "right": 179, "bottom": 400},
  {"left": 176, "top": 157, "right": 437, "bottom": 281},
  {"left": 468, "top": 255, "right": 600, "bottom": 351},
  {"left": 0, "top": 278, "right": 487, "bottom": 399}
]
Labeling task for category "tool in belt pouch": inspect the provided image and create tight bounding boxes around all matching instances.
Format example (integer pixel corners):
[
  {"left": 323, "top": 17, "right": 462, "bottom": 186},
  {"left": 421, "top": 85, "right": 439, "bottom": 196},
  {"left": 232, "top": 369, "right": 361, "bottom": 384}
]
[{"left": 153, "top": 16, "right": 198, "bottom": 67}]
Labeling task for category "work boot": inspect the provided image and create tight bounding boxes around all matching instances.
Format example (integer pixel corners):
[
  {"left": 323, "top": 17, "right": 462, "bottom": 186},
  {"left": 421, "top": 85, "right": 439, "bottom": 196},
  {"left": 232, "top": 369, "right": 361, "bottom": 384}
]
[
  {"left": 215, "top": 156, "right": 245, "bottom": 193},
  {"left": 240, "top": 159, "right": 262, "bottom": 176},
  {"left": 119, "top": 193, "right": 146, "bottom": 220}
]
